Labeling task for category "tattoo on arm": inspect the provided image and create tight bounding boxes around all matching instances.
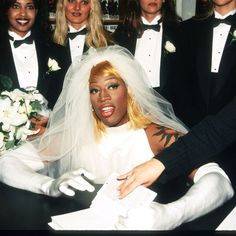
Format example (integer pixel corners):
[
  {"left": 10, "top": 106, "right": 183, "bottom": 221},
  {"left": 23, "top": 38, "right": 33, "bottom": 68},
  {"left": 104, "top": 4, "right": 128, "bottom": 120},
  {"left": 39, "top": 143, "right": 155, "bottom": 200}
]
[{"left": 152, "top": 126, "right": 180, "bottom": 147}]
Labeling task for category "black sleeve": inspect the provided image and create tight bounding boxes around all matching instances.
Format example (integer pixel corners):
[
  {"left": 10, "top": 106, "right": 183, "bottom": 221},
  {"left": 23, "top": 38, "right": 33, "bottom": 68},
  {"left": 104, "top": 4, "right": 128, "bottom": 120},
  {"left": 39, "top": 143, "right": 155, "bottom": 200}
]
[{"left": 156, "top": 96, "right": 236, "bottom": 183}]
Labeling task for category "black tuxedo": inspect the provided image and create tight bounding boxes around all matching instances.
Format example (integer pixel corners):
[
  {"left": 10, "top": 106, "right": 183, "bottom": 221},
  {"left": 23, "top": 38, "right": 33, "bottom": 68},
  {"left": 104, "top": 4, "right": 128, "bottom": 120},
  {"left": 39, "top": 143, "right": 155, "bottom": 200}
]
[
  {"left": 112, "top": 22, "right": 180, "bottom": 97},
  {"left": 166, "top": 13, "right": 236, "bottom": 187},
  {"left": 0, "top": 30, "right": 68, "bottom": 109},
  {"left": 157, "top": 95, "right": 236, "bottom": 186},
  {"left": 171, "top": 14, "right": 236, "bottom": 128}
]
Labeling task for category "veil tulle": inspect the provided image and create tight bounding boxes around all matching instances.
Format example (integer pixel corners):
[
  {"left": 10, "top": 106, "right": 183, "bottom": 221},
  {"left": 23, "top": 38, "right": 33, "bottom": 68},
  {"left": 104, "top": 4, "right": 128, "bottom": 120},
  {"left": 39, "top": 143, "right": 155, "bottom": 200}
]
[{"left": 32, "top": 45, "right": 188, "bottom": 178}]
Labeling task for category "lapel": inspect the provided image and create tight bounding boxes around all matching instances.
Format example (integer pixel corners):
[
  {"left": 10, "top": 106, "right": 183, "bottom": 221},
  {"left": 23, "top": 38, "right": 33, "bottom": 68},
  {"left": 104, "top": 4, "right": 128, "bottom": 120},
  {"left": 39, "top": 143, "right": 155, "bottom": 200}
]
[
  {"left": 65, "top": 35, "right": 88, "bottom": 64},
  {"left": 194, "top": 16, "right": 214, "bottom": 103},
  {"left": 113, "top": 24, "right": 137, "bottom": 54},
  {"left": 0, "top": 34, "right": 20, "bottom": 89},
  {"left": 34, "top": 34, "right": 49, "bottom": 96},
  {"left": 160, "top": 24, "right": 176, "bottom": 91}
]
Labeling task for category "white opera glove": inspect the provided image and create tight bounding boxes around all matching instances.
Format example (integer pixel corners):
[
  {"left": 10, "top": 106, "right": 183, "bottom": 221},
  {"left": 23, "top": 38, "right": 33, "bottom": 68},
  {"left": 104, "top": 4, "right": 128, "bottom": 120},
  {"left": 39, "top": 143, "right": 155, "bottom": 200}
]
[
  {"left": 0, "top": 143, "right": 95, "bottom": 197},
  {"left": 40, "top": 168, "right": 95, "bottom": 197},
  {"left": 116, "top": 163, "right": 234, "bottom": 230}
]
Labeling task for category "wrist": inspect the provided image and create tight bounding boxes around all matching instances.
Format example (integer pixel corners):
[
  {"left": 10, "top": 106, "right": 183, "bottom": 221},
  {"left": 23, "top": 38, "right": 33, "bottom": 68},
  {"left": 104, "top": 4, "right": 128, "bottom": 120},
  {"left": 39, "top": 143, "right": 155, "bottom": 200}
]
[{"left": 152, "top": 158, "right": 165, "bottom": 173}]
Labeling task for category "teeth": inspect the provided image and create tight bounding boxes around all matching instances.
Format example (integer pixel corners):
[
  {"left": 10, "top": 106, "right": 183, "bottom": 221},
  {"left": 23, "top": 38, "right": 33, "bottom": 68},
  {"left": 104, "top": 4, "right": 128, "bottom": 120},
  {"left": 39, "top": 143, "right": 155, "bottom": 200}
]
[
  {"left": 72, "top": 13, "right": 81, "bottom": 16},
  {"left": 101, "top": 107, "right": 113, "bottom": 111},
  {"left": 17, "top": 20, "right": 28, "bottom": 24}
]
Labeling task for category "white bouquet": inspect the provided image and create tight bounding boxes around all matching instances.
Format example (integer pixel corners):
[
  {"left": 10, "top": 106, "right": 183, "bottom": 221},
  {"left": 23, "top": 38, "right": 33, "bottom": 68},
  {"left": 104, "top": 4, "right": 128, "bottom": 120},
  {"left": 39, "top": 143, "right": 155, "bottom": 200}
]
[{"left": 0, "top": 87, "right": 47, "bottom": 155}]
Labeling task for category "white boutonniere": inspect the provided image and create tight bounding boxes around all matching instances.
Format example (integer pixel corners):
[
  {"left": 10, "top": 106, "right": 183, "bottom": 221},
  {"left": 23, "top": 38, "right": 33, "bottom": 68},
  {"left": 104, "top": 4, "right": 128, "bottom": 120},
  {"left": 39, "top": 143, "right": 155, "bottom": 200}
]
[
  {"left": 164, "top": 41, "right": 176, "bottom": 54},
  {"left": 230, "top": 29, "right": 236, "bottom": 44},
  {"left": 47, "top": 58, "right": 61, "bottom": 74}
]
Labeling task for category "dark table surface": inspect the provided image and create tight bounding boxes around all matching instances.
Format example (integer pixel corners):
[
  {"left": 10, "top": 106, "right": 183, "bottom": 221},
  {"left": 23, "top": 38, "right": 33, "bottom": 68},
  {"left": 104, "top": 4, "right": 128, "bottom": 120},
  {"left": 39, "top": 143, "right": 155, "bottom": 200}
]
[{"left": 0, "top": 180, "right": 235, "bottom": 234}]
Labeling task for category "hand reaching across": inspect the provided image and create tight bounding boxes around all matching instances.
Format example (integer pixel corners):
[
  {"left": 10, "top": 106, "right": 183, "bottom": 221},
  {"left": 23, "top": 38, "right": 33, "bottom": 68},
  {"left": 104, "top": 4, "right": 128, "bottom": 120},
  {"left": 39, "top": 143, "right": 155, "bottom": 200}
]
[
  {"left": 117, "top": 158, "right": 165, "bottom": 199},
  {"left": 41, "top": 168, "right": 95, "bottom": 197}
]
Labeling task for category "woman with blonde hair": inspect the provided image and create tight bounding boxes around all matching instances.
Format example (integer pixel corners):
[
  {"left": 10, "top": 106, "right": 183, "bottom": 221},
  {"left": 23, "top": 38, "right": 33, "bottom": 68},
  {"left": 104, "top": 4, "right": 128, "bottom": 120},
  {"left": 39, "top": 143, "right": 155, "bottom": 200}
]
[
  {"left": 48, "top": 0, "right": 114, "bottom": 108},
  {"left": 53, "top": 0, "right": 113, "bottom": 55}
]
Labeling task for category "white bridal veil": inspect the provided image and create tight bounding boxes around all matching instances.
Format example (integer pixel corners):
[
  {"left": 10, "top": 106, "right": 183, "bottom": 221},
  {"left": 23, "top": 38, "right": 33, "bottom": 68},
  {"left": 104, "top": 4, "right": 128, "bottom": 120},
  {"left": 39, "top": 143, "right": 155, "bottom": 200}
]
[{"left": 32, "top": 45, "right": 188, "bottom": 177}]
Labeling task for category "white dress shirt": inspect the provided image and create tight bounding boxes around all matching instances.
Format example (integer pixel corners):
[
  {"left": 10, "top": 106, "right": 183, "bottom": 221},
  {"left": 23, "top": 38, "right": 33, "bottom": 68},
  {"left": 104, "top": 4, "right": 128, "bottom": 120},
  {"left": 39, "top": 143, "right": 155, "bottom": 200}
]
[
  {"left": 9, "top": 30, "right": 38, "bottom": 88},
  {"left": 211, "top": 10, "right": 236, "bottom": 73},
  {"left": 68, "top": 25, "right": 86, "bottom": 62},
  {"left": 135, "top": 15, "right": 162, "bottom": 88}
]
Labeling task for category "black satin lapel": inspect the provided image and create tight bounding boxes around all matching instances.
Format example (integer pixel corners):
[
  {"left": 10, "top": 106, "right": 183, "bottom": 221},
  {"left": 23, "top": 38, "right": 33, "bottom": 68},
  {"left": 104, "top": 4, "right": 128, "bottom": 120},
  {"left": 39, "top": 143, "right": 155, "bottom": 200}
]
[
  {"left": 1, "top": 37, "right": 19, "bottom": 88},
  {"left": 195, "top": 20, "right": 214, "bottom": 104},
  {"left": 34, "top": 38, "right": 48, "bottom": 95}
]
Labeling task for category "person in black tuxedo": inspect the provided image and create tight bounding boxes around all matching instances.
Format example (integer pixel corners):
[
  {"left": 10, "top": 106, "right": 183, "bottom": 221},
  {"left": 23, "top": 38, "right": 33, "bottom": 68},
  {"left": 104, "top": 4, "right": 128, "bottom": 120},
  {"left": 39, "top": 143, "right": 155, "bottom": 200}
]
[
  {"left": 170, "top": 0, "right": 236, "bottom": 128},
  {"left": 112, "top": 0, "right": 181, "bottom": 95},
  {"left": 48, "top": 0, "right": 114, "bottom": 107},
  {"left": 0, "top": 0, "right": 67, "bottom": 110},
  {"left": 118, "top": 0, "right": 236, "bottom": 199}
]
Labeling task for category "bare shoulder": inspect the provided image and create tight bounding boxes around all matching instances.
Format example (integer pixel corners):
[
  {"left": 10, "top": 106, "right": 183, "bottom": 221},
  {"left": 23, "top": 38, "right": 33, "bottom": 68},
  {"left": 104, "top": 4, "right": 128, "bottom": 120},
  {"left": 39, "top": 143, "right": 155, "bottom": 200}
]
[{"left": 145, "top": 123, "right": 182, "bottom": 155}]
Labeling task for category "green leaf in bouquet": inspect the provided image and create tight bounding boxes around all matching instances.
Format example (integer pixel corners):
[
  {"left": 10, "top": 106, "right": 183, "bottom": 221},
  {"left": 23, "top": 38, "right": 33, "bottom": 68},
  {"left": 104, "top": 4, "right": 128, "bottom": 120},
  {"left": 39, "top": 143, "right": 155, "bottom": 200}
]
[
  {"left": 0, "top": 75, "right": 13, "bottom": 92},
  {"left": 5, "top": 140, "right": 15, "bottom": 150},
  {"left": 30, "top": 101, "right": 42, "bottom": 111}
]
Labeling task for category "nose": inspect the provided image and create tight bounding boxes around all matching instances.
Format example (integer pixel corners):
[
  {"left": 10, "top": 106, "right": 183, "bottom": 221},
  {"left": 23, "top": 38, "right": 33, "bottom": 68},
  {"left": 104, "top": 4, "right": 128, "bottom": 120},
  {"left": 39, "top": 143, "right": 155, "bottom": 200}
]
[
  {"left": 99, "top": 89, "right": 111, "bottom": 102},
  {"left": 74, "top": 1, "right": 81, "bottom": 10},
  {"left": 19, "top": 7, "right": 26, "bottom": 16}
]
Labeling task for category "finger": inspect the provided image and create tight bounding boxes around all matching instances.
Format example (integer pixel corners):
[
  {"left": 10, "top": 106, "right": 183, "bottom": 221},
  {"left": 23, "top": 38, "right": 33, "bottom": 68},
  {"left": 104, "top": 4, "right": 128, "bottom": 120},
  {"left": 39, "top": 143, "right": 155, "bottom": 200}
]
[
  {"left": 67, "top": 179, "right": 87, "bottom": 191},
  {"left": 119, "top": 180, "right": 140, "bottom": 199},
  {"left": 73, "top": 168, "right": 96, "bottom": 180},
  {"left": 74, "top": 176, "right": 95, "bottom": 192},
  {"left": 117, "top": 171, "right": 131, "bottom": 181},
  {"left": 59, "top": 182, "right": 75, "bottom": 196}
]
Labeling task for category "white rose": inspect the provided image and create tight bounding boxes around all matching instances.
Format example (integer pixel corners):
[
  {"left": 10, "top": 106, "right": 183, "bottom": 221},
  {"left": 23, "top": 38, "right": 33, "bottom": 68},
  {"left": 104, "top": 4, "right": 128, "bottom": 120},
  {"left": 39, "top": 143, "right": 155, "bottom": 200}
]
[
  {"left": 0, "top": 132, "right": 4, "bottom": 149},
  {"left": 165, "top": 41, "right": 176, "bottom": 53},
  {"left": 48, "top": 58, "right": 61, "bottom": 72},
  {"left": 8, "top": 127, "right": 16, "bottom": 141},
  {"left": 9, "top": 113, "right": 28, "bottom": 126},
  {"left": 2, "top": 122, "right": 10, "bottom": 132},
  {"left": 0, "top": 97, "right": 11, "bottom": 112}
]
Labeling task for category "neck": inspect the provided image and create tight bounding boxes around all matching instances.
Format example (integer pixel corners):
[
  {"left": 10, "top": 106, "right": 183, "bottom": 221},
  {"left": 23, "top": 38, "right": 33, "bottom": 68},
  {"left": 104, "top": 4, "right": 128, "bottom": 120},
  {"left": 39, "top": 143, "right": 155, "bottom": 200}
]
[
  {"left": 68, "top": 22, "right": 87, "bottom": 31},
  {"left": 214, "top": 2, "right": 236, "bottom": 16},
  {"left": 141, "top": 12, "right": 161, "bottom": 23}
]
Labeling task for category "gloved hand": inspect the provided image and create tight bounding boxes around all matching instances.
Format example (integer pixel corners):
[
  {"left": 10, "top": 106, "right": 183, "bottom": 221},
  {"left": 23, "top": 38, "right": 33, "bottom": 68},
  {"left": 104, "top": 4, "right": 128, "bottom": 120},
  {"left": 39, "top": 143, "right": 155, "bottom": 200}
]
[{"left": 41, "top": 168, "right": 95, "bottom": 197}]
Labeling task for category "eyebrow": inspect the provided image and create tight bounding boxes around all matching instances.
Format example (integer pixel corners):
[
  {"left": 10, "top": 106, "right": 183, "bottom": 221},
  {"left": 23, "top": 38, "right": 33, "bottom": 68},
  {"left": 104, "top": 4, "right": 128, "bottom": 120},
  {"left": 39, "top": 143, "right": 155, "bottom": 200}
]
[{"left": 89, "top": 76, "right": 118, "bottom": 84}]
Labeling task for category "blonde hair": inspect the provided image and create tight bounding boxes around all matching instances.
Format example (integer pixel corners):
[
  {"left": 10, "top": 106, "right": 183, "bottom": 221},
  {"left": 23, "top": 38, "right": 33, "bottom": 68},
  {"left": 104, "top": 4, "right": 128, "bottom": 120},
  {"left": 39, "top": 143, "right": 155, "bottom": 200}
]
[
  {"left": 53, "top": 0, "right": 113, "bottom": 47},
  {"left": 89, "top": 60, "right": 151, "bottom": 141}
]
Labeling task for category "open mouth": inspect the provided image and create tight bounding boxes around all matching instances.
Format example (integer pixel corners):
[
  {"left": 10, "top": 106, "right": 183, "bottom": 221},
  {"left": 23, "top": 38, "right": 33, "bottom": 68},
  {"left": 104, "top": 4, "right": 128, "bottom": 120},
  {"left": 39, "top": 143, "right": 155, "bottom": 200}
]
[
  {"left": 16, "top": 19, "right": 29, "bottom": 25},
  {"left": 100, "top": 106, "right": 115, "bottom": 118},
  {"left": 72, "top": 12, "right": 82, "bottom": 17}
]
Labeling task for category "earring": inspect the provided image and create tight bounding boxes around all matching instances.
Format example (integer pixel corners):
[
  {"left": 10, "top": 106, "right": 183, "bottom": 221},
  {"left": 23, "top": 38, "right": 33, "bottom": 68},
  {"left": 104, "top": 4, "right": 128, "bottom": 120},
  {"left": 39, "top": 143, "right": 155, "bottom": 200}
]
[{"left": 90, "top": 105, "right": 94, "bottom": 112}]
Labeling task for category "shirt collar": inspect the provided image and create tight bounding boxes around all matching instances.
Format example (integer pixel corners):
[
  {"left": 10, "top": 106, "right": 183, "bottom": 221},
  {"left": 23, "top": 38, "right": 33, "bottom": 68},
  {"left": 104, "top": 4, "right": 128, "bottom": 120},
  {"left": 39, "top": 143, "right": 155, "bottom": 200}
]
[
  {"left": 214, "top": 9, "right": 236, "bottom": 19},
  {"left": 8, "top": 30, "right": 31, "bottom": 40},
  {"left": 141, "top": 15, "right": 162, "bottom": 25},
  {"left": 68, "top": 24, "right": 87, "bottom": 33}
]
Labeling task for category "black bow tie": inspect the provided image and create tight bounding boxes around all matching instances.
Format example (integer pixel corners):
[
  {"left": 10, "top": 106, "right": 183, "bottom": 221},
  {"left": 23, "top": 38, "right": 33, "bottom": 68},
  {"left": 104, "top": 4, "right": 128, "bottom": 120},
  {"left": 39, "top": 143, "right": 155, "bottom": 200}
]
[
  {"left": 212, "top": 15, "right": 234, "bottom": 27},
  {"left": 142, "top": 18, "right": 162, "bottom": 32},
  {"left": 9, "top": 34, "right": 33, "bottom": 48},
  {"left": 68, "top": 28, "right": 87, "bottom": 40}
]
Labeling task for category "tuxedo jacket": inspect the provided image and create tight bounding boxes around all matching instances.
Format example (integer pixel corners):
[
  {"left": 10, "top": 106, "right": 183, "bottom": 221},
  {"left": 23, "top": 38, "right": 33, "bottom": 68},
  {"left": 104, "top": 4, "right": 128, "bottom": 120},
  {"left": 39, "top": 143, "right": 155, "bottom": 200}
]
[
  {"left": 0, "top": 30, "right": 69, "bottom": 109},
  {"left": 170, "top": 14, "right": 236, "bottom": 128},
  {"left": 112, "top": 22, "right": 180, "bottom": 97},
  {"left": 157, "top": 95, "right": 236, "bottom": 185}
]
